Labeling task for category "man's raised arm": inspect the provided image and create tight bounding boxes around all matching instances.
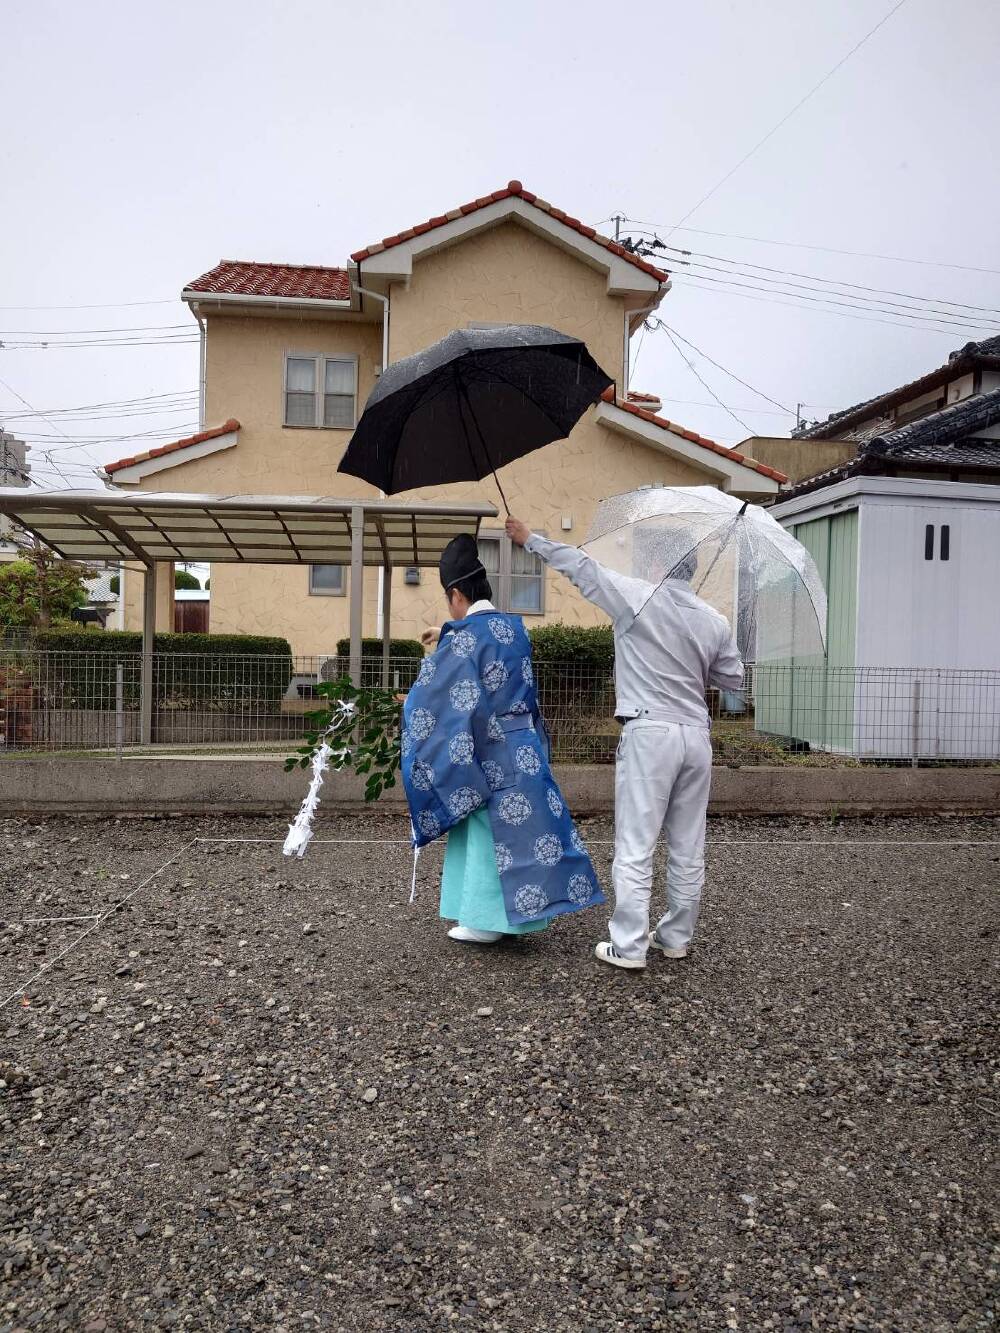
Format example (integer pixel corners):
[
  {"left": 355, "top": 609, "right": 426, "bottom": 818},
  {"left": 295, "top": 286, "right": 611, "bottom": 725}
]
[{"left": 505, "top": 517, "right": 642, "bottom": 625}]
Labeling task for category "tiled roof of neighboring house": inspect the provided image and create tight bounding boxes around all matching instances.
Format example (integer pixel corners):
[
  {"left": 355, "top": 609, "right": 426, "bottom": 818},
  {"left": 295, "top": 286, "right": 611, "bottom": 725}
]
[
  {"left": 780, "top": 386, "right": 1000, "bottom": 498},
  {"left": 84, "top": 570, "right": 118, "bottom": 604},
  {"left": 105, "top": 419, "right": 240, "bottom": 476},
  {"left": 184, "top": 260, "right": 351, "bottom": 302},
  {"left": 600, "top": 388, "right": 787, "bottom": 482},
  {"left": 626, "top": 390, "right": 661, "bottom": 404},
  {"left": 350, "top": 180, "right": 670, "bottom": 283},
  {"left": 794, "top": 332, "right": 1000, "bottom": 440}
]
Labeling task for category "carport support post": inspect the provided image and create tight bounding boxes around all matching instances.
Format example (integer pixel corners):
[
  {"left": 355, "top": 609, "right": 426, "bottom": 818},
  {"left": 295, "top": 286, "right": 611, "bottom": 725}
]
[
  {"left": 381, "top": 560, "right": 392, "bottom": 689},
  {"left": 140, "top": 561, "right": 156, "bottom": 745},
  {"left": 349, "top": 505, "right": 364, "bottom": 686}
]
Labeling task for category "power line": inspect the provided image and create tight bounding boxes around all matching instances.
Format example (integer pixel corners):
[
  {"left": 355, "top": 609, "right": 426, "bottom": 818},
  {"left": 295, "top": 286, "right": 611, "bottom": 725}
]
[
  {"left": 647, "top": 322, "right": 793, "bottom": 415},
  {"left": 670, "top": 268, "right": 993, "bottom": 337},
  {"left": 674, "top": 273, "right": 990, "bottom": 339},
  {"left": 0, "top": 374, "right": 103, "bottom": 486},
  {"left": 1, "top": 388, "right": 197, "bottom": 420},
  {"left": 652, "top": 249, "right": 995, "bottom": 333},
  {"left": 2, "top": 335, "right": 200, "bottom": 350},
  {"left": 622, "top": 230, "right": 997, "bottom": 334},
  {"left": 664, "top": 0, "right": 910, "bottom": 240},
  {"left": 0, "top": 323, "right": 191, "bottom": 336},
  {"left": 0, "top": 298, "right": 178, "bottom": 312},
  {"left": 612, "top": 216, "right": 1000, "bottom": 278},
  {"left": 653, "top": 397, "right": 795, "bottom": 418},
  {"left": 626, "top": 232, "right": 1000, "bottom": 319},
  {"left": 18, "top": 425, "right": 200, "bottom": 446},
  {"left": 658, "top": 327, "right": 753, "bottom": 436}
]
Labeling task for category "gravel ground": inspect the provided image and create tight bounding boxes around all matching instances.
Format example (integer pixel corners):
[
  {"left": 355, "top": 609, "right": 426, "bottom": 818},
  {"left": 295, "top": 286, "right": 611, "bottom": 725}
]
[{"left": 2, "top": 812, "right": 998, "bottom": 1332}]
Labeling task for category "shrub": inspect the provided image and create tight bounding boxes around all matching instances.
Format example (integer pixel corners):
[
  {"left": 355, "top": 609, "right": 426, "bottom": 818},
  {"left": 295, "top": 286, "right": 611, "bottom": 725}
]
[
  {"left": 175, "top": 570, "right": 201, "bottom": 590},
  {"left": 527, "top": 624, "right": 615, "bottom": 708},
  {"left": 0, "top": 556, "right": 89, "bottom": 628},
  {"left": 29, "top": 630, "right": 294, "bottom": 710},
  {"left": 335, "top": 637, "right": 423, "bottom": 660},
  {"left": 527, "top": 624, "right": 615, "bottom": 672}
]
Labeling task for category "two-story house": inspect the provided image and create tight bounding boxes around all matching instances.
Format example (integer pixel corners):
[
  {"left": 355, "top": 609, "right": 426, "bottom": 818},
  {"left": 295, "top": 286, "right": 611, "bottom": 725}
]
[{"left": 108, "top": 180, "right": 783, "bottom": 656}]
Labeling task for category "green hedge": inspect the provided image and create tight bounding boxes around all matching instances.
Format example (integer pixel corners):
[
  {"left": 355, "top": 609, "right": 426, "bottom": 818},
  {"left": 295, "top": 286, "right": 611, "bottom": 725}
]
[
  {"left": 29, "top": 630, "right": 294, "bottom": 710},
  {"left": 527, "top": 625, "right": 615, "bottom": 708},
  {"left": 527, "top": 624, "right": 614, "bottom": 671},
  {"left": 335, "top": 637, "right": 423, "bottom": 659}
]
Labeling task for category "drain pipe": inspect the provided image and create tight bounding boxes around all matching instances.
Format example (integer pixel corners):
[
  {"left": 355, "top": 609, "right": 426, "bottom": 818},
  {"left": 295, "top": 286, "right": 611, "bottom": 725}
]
[
  {"left": 195, "top": 309, "right": 207, "bottom": 429},
  {"left": 354, "top": 279, "right": 391, "bottom": 639}
]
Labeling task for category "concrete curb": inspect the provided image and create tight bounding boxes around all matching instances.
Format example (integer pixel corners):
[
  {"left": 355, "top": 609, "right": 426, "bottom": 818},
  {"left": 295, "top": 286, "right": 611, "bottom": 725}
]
[{"left": 0, "top": 757, "right": 997, "bottom": 817}]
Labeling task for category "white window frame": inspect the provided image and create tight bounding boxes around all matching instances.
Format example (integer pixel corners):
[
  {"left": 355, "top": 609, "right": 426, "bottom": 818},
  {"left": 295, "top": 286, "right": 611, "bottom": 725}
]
[
  {"left": 478, "top": 529, "right": 546, "bottom": 616},
  {"left": 283, "top": 352, "right": 358, "bottom": 430},
  {"left": 308, "top": 564, "right": 347, "bottom": 597}
]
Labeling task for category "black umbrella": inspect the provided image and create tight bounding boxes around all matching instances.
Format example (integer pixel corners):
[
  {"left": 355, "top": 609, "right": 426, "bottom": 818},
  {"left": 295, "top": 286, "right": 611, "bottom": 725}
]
[{"left": 337, "top": 324, "right": 614, "bottom": 512}]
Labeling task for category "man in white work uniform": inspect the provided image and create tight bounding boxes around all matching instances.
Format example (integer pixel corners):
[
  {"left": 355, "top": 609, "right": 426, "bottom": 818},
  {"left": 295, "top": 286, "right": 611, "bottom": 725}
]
[{"left": 505, "top": 517, "right": 744, "bottom": 971}]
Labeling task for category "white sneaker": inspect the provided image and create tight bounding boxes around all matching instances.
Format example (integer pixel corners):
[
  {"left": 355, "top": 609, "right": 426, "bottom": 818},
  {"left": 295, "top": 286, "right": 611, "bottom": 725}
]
[
  {"left": 448, "top": 926, "right": 504, "bottom": 944},
  {"left": 648, "top": 929, "right": 688, "bottom": 959},
  {"left": 594, "top": 941, "right": 646, "bottom": 970}
]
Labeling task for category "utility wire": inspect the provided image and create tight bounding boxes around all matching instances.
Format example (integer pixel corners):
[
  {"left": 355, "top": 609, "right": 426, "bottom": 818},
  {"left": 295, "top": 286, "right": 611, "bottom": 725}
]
[
  {"left": 663, "top": 0, "right": 910, "bottom": 240},
  {"left": 609, "top": 217, "right": 1000, "bottom": 278},
  {"left": 647, "top": 322, "right": 793, "bottom": 414},
  {"left": 624, "top": 231, "right": 1000, "bottom": 318},
  {"left": 2, "top": 389, "right": 197, "bottom": 419},
  {"left": 675, "top": 273, "right": 990, "bottom": 339},
  {"left": 0, "top": 323, "right": 191, "bottom": 336},
  {"left": 623, "top": 231, "right": 996, "bottom": 333},
  {"left": 0, "top": 298, "right": 178, "bottom": 312},
  {"left": 0, "top": 374, "right": 103, "bottom": 486},
  {"left": 659, "top": 327, "right": 753, "bottom": 435},
  {"left": 650, "top": 250, "right": 994, "bottom": 333}
]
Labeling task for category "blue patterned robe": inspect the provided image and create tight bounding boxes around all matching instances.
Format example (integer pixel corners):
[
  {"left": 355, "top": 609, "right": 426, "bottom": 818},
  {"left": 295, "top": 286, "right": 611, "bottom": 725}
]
[{"left": 401, "top": 609, "right": 604, "bottom": 926}]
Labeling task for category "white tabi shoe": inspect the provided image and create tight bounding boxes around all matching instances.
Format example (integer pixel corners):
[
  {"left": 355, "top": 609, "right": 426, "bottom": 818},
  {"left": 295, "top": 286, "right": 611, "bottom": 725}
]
[
  {"left": 447, "top": 926, "right": 504, "bottom": 944},
  {"left": 594, "top": 941, "right": 646, "bottom": 970},
  {"left": 648, "top": 929, "right": 688, "bottom": 959}
]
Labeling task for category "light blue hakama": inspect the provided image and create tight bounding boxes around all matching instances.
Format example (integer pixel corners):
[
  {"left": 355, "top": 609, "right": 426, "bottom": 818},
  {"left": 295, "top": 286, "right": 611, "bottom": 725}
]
[{"left": 440, "top": 808, "right": 548, "bottom": 935}]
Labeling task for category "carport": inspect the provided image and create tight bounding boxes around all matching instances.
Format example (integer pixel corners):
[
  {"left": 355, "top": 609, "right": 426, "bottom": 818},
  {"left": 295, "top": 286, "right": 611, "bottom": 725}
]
[{"left": 0, "top": 488, "right": 497, "bottom": 742}]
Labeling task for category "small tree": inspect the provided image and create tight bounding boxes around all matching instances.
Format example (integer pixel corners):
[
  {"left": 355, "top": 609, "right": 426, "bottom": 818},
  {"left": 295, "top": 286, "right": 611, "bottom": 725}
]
[
  {"left": 110, "top": 573, "right": 120, "bottom": 595},
  {"left": 175, "top": 569, "right": 201, "bottom": 590},
  {"left": 0, "top": 544, "right": 92, "bottom": 628}
]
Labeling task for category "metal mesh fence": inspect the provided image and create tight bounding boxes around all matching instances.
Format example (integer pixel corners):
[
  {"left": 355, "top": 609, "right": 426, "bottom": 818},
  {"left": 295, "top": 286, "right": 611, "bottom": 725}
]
[{"left": 1, "top": 649, "right": 998, "bottom": 764}]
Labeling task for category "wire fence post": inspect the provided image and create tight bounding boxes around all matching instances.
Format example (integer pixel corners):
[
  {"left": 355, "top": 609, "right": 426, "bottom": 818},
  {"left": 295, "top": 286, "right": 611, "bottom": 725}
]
[
  {"left": 911, "top": 677, "right": 922, "bottom": 769},
  {"left": 115, "top": 663, "right": 124, "bottom": 761}
]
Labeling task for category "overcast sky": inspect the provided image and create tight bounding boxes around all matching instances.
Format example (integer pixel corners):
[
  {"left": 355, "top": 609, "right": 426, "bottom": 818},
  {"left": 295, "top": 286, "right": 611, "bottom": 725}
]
[{"left": 4, "top": 0, "right": 999, "bottom": 490}]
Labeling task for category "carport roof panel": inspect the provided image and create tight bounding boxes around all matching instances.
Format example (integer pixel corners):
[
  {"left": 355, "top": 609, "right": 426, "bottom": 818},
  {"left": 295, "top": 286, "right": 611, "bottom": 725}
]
[{"left": 0, "top": 490, "right": 498, "bottom": 566}]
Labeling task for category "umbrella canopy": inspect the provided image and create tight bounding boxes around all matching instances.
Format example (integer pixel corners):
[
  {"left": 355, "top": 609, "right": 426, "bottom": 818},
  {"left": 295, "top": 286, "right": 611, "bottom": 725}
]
[
  {"left": 584, "top": 486, "right": 828, "bottom": 662},
  {"left": 337, "top": 324, "right": 613, "bottom": 511}
]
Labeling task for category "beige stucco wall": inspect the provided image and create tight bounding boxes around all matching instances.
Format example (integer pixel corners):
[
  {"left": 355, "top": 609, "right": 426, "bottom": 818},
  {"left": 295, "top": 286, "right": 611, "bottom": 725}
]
[
  {"left": 122, "top": 225, "right": 724, "bottom": 654},
  {"left": 743, "top": 436, "right": 857, "bottom": 486}
]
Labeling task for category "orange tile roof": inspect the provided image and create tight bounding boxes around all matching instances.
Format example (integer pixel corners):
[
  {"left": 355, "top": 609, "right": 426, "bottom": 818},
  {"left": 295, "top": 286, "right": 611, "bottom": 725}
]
[
  {"left": 600, "top": 389, "right": 787, "bottom": 482},
  {"left": 105, "top": 419, "right": 240, "bottom": 476},
  {"left": 184, "top": 261, "right": 350, "bottom": 302},
  {"left": 351, "top": 180, "right": 670, "bottom": 284}
]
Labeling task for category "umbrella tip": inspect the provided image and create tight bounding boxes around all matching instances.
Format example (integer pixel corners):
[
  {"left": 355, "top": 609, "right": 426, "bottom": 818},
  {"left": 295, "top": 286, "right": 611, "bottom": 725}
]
[{"left": 738, "top": 500, "right": 749, "bottom": 515}]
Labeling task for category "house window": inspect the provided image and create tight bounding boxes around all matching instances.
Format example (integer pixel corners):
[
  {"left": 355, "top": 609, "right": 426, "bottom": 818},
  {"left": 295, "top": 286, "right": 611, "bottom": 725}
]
[
  {"left": 309, "top": 564, "right": 345, "bottom": 597},
  {"left": 478, "top": 532, "right": 545, "bottom": 615},
  {"left": 284, "top": 355, "right": 357, "bottom": 429}
]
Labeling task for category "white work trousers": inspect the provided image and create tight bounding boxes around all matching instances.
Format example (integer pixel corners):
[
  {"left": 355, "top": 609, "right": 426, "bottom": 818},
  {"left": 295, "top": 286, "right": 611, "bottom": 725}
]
[{"left": 609, "top": 720, "right": 713, "bottom": 960}]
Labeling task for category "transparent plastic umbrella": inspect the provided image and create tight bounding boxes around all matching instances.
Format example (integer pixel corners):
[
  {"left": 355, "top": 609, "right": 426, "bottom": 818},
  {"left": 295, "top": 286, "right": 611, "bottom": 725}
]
[{"left": 583, "top": 486, "right": 827, "bottom": 662}]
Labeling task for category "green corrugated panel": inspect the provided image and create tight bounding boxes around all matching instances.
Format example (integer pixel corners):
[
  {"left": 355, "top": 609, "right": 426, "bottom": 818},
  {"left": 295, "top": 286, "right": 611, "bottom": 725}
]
[
  {"left": 755, "top": 512, "right": 858, "bottom": 751},
  {"left": 823, "top": 510, "right": 858, "bottom": 750}
]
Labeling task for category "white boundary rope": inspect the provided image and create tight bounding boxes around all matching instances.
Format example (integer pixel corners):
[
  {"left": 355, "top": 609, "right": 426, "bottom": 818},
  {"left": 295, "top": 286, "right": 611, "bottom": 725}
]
[
  {"left": 4, "top": 832, "right": 997, "bottom": 1011},
  {"left": 1, "top": 839, "right": 197, "bottom": 1011}
]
